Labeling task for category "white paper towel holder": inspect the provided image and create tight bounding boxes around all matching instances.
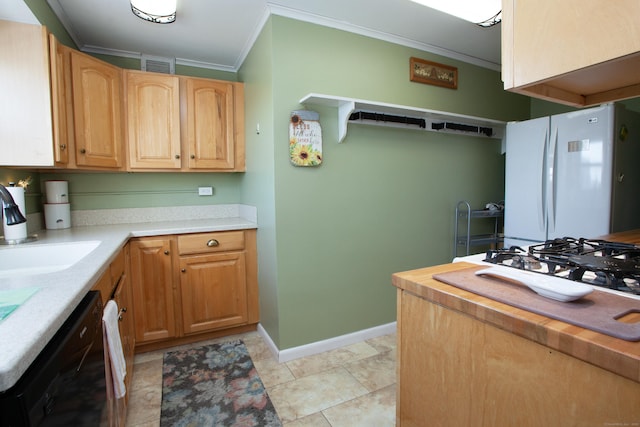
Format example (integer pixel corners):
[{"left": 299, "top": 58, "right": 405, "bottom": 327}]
[{"left": 0, "top": 183, "right": 38, "bottom": 245}]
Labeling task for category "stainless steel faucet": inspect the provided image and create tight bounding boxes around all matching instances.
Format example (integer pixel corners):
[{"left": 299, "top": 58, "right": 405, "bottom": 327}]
[{"left": 0, "top": 184, "right": 27, "bottom": 226}]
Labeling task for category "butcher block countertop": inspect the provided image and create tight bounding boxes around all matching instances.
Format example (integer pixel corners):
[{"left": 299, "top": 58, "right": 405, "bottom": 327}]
[{"left": 392, "top": 229, "right": 640, "bottom": 384}]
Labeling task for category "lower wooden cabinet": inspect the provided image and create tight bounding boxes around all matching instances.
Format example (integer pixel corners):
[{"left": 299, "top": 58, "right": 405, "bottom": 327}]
[
  {"left": 129, "top": 237, "right": 176, "bottom": 344},
  {"left": 91, "top": 245, "right": 135, "bottom": 427},
  {"left": 130, "top": 229, "right": 258, "bottom": 351},
  {"left": 396, "top": 288, "right": 640, "bottom": 426}
]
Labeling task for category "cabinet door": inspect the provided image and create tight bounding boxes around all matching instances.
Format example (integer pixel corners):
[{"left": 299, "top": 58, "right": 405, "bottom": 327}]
[
  {"left": 113, "top": 271, "right": 135, "bottom": 392},
  {"left": 130, "top": 238, "right": 176, "bottom": 343},
  {"left": 502, "top": 0, "right": 640, "bottom": 106},
  {"left": 179, "top": 252, "right": 247, "bottom": 335},
  {"left": 126, "top": 71, "right": 181, "bottom": 169},
  {"left": 182, "top": 78, "right": 235, "bottom": 170},
  {"left": 49, "top": 34, "right": 73, "bottom": 167},
  {"left": 71, "top": 50, "right": 123, "bottom": 169},
  {"left": 0, "top": 20, "right": 54, "bottom": 167},
  {"left": 506, "top": 0, "right": 640, "bottom": 88}
]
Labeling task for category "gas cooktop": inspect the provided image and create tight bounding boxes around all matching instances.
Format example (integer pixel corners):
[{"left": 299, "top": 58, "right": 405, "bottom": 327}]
[{"left": 484, "top": 237, "right": 640, "bottom": 296}]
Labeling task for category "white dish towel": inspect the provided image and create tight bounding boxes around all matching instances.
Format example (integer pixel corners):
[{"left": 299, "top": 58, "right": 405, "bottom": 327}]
[{"left": 103, "top": 300, "right": 127, "bottom": 399}]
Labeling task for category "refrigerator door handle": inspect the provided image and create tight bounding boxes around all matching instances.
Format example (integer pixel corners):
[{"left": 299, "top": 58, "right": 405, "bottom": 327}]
[
  {"left": 548, "top": 127, "right": 559, "bottom": 234},
  {"left": 538, "top": 127, "right": 548, "bottom": 234}
]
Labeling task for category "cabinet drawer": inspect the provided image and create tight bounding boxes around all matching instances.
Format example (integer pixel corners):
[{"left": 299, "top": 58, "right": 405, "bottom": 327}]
[{"left": 178, "top": 231, "right": 245, "bottom": 255}]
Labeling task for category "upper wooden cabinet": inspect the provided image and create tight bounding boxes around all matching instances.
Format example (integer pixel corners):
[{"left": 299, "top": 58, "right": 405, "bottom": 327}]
[
  {"left": 49, "top": 34, "right": 74, "bottom": 167},
  {"left": 2, "top": 20, "right": 244, "bottom": 172},
  {"left": 181, "top": 78, "right": 244, "bottom": 171},
  {"left": 0, "top": 20, "right": 55, "bottom": 167},
  {"left": 125, "top": 70, "right": 182, "bottom": 169},
  {"left": 502, "top": 0, "right": 640, "bottom": 107},
  {"left": 125, "top": 71, "right": 245, "bottom": 172},
  {"left": 70, "top": 50, "right": 124, "bottom": 169}
]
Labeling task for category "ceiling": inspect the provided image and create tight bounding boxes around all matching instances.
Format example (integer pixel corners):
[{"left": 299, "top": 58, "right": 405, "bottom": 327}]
[{"left": 4, "top": 0, "right": 502, "bottom": 72}]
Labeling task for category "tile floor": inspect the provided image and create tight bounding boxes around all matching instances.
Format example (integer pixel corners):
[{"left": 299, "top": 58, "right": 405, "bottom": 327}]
[{"left": 124, "top": 331, "right": 397, "bottom": 426}]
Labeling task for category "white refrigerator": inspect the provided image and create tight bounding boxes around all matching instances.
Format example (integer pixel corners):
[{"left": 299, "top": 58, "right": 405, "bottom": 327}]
[{"left": 503, "top": 103, "right": 640, "bottom": 247}]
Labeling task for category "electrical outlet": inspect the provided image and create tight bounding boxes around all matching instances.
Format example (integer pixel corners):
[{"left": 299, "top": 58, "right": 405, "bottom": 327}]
[{"left": 198, "top": 186, "right": 213, "bottom": 196}]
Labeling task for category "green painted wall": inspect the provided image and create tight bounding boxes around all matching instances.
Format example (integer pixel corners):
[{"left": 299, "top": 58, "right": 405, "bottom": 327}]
[
  {"left": 38, "top": 173, "right": 243, "bottom": 210},
  {"left": 237, "top": 20, "right": 280, "bottom": 345},
  {"left": 239, "top": 16, "right": 531, "bottom": 350}
]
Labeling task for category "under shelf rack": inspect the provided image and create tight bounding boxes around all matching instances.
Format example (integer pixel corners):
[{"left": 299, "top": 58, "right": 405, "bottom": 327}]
[
  {"left": 300, "top": 93, "right": 506, "bottom": 143},
  {"left": 453, "top": 200, "right": 504, "bottom": 258}
]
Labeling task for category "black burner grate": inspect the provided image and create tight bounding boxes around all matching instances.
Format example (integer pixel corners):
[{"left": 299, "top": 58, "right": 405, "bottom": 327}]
[{"left": 484, "top": 237, "right": 640, "bottom": 295}]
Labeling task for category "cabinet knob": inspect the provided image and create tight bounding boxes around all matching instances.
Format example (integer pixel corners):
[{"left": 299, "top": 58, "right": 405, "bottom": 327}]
[
  {"left": 60, "top": 144, "right": 67, "bottom": 150},
  {"left": 79, "top": 148, "right": 86, "bottom": 154},
  {"left": 175, "top": 154, "right": 180, "bottom": 159},
  {"left": 181, "top": 268, "right": 186, "bottom": 273},
  {"left": 190, "top": 154, "right": 195, "bottom": 159},
  {"left": 164, "top": 250, "right": 170, "bottom": 255},
  {"left": 207, "top": 239, "right": 219, "bottom": 247}
]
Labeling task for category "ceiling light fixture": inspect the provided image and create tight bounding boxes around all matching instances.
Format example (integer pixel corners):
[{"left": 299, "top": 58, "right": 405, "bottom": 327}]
[
  {"left": 131, "top": 0, "right": 177, "bottom": 24},
  {"left": 409, "top": 0, "right": 501, "bottom": 27}
]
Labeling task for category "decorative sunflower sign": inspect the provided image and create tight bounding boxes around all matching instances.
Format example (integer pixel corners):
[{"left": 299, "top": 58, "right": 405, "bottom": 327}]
[{"left": 289, "top": 110, "right": 322, "bottom": 166}]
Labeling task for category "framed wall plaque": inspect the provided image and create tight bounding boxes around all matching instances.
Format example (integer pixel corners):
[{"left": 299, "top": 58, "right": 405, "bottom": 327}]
[{"left": 410, "top": 57, "right": 458, "bottom": 89}]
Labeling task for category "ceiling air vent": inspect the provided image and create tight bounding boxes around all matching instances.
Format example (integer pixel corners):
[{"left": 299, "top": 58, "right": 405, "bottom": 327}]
[{"left": 141, "top": 54, "right": 175, "bottom": 74}]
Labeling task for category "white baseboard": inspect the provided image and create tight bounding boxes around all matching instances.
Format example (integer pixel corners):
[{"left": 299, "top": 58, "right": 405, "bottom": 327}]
[{"left": 257, "top": 322, "right": 397, "bottom": 363}]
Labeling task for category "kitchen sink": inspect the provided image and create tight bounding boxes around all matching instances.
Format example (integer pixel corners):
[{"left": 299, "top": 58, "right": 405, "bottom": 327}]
[{"left": 0, "top": 241, "right": 101, "bottom": 278}]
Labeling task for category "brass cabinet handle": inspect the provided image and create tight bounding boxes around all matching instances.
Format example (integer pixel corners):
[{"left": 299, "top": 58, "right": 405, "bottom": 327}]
[
  {"left": 175, "top": 154, "right": 180, "bottom": 159},
  {"left": 207, "top": 239, "right": 219, "bottom": 247},
  {"left": 181, "top": 268, "right": 186, "bottom": 273},
  {"left": 190, "top": 154, "right": 195, "bottom": 159},
  {"left": 164, "top": 250, "right": 170, "bottom": 255},
  {"left": 60, "top": 144, "right": 67, "bottom": 150},
  {"left": 118, "top": 307, "right": 126, "bottom": 321},
  {"left": 79, "top": 148, "right": 86, "bottom": 154}
]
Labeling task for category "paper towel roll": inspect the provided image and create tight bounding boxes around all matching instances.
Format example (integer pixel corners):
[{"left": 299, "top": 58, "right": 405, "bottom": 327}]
[
  {"left": 2, "top": 186, "right": 27, "bottom": 241},
  {"left": 45, "top": 203, "right": 71, "bottom": 229},
  {"left": 45, "top": 180, "right": 69, "bottom": 204}
]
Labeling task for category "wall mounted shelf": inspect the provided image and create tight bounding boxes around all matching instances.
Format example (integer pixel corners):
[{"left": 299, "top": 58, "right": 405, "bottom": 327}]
[{"left": 300, "top": 93, "right": 506, "bottom": 143}]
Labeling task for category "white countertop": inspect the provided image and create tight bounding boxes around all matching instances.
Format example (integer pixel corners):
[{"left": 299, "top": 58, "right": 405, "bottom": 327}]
[{"left": 0, "top": 212, "right": 257, "bottom": 392}]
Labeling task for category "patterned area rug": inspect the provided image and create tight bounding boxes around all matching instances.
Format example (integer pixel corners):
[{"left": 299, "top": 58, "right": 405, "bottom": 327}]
[{"left": 161, "top": 339, "right": 282, "bottom": 427}]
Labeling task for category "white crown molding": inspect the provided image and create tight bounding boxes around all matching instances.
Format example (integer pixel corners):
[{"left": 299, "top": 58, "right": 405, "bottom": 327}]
[
  {"left": 233, "top": 4, "right": 272, "bottom": 71},
  {"left": 46, "top": 0, "right": 82, "bottom": 48},
  {"left": 81, "top": 44, "right": 141, "bottom": 59}
]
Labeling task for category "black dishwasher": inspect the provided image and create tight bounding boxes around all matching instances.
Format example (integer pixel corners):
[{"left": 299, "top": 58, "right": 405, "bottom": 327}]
[{"left": 0, "top": 291, "right": 109, "bottom": 426}]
